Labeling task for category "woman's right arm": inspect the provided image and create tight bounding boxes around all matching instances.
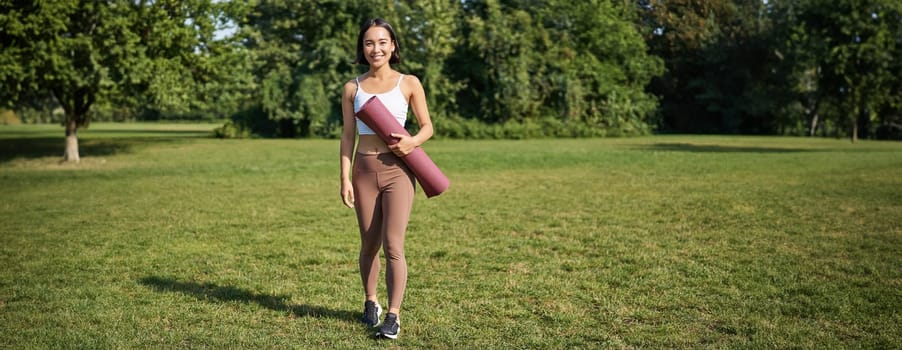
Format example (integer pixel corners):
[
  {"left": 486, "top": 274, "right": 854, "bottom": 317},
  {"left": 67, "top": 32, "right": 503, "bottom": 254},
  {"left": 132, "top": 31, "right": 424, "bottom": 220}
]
[{"left": 340, "top": 80, "right": 357, "bottom": 208}]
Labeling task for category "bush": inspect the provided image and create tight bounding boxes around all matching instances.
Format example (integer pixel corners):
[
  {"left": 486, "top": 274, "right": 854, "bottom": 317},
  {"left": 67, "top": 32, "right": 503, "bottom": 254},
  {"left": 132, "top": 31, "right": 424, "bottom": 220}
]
[
  {"left": 433, "top": 115, "right": 650, "bottom": 139},
  {"left": 213, "top": 120, "right": 251, "bottom": 139},
  {"left": 15, "top": 106, "right": 63, "bottom": 124},
  {"left": 0, "top": 109, "right": 21, "bottom": 125}
]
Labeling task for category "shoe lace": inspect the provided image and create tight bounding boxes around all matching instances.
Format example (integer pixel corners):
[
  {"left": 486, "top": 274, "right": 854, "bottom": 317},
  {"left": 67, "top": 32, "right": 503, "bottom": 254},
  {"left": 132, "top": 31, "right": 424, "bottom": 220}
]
[
  {"left": 364, "top": 303, "right": 378, "bottom": 320},
  {"left": 382, "top": 314, "right": 398, "bottom": 330}
]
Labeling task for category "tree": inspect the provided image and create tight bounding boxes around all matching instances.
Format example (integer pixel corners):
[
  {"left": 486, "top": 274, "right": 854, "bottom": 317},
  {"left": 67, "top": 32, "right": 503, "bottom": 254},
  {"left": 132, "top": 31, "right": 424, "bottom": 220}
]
[
  {"left": 772, "top": 0, "right": 902, "bottom": 141},
  {"left": 237, "top": 0, "right": 392, "bottom": 138},
  {"left": 452, "top": 0, "right": 662, "bottom": 135},
  {"left": 462, "top": 0, "right": 546, "bottom": 123},
  {"left": 539, "top": 0, "right": 664, "bottom": 135},
  {"left": 397, "top": 0, "right": 465, "bottom": 125},
  {"left": 637, "top": 0, "right": 786, "bottom": 134},
  {"left": 0, "top": 0, "right": 233, "bottom": 161}
]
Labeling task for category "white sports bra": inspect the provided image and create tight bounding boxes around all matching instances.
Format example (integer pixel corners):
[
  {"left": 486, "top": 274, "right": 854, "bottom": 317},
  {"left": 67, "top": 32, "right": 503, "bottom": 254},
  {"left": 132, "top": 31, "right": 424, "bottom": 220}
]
[{"left": 353, "top": 75, "right": 408, "bottom": 135}]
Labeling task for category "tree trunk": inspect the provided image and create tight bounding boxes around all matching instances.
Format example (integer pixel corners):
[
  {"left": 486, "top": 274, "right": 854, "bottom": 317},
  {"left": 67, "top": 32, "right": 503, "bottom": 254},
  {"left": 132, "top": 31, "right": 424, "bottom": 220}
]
[
  {"left": 809, "top": 113, "right": 818, "bottom": 137},
  {"left": 850, "top": 96, "right": 861, "bottom": 143},
  {"left": 63, "top": 119, "right": 80, "bottom": 163},
  {"left": 806, "top": 95, "right": 820, "bottom": 137}
]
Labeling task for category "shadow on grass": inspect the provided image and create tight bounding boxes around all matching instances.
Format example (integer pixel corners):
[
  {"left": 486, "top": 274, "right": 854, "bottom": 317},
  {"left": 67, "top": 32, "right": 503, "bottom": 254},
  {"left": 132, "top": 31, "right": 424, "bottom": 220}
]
[
  {"left": 138, "top": 276, "right": 357, "bottom": 323},
  {"left": 82, "top": 129, "right": 212, "bottom": 136},
  {"left": 0, "top": 137, "right": 193, "bottom": 163},
  {"left": 641, "top": 142, "right": 817, "bottom": 153},
  {"left": 0, "top": 138, "right": 131, "bottom": 163}
]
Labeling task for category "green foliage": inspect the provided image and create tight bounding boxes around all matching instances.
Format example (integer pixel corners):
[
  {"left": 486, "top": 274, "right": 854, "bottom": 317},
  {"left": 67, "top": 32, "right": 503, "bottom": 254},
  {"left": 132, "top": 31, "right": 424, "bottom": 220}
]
[
  {"left": 0, "top": 109, "right": 20, "bottom": 125},
  {"left": 212, "top": 120, "right": 251, "bottom": 139},
  {"left": 464, "top": 1, "right": 545, "bottom": 122},
  {"left": 0, "top": 0, "right": 254, "bottom": 128},
  {"left": 784, "top": 0, "right": 902, "bottom": 140},
  {"left": 639, "top": 0, "right": 902, "bottom": 139},
  {"left": 638, "top": 0, "right": 778, "bottom": 133},
  {"left": 236, "top": 0, "right": 385, "bottom": 137},
  {"left": 397, "top": 0, "right": 465, "bottom": 121},
  {"left": 6, "top": 0, "right": 900, "bottom": 139},
  {"left": 225, "top": 0, "right": 661, "bottom": 138},
  {"left": 450, "top": 0, "right": 662, "bottom": 134}
]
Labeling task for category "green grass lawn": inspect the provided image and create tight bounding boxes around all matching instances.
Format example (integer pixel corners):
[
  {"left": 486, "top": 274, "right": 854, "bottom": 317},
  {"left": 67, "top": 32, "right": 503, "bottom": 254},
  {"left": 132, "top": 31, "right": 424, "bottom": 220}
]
[{"left": 1, "top": 123, "right": 900, "bottom": 348}]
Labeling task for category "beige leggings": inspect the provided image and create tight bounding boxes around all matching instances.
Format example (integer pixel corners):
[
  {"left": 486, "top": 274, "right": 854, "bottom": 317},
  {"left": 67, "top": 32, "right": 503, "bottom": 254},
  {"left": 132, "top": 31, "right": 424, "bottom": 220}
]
[{"left": 353, "top": 152, "right": 415, "bottom": 311}]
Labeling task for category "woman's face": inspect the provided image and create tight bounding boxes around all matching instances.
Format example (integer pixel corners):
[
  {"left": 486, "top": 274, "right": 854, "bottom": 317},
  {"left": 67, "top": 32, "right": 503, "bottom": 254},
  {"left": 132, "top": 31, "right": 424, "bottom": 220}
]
[{"left": 361, "top": 26, "right": 394, "bottom": 67}]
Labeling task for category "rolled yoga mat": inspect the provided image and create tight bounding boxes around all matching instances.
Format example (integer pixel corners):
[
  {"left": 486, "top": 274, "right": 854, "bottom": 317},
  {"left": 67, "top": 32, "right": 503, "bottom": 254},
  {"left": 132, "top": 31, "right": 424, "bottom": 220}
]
[{"left": 356, "top": 96, "right": 450, "bottom": 198}]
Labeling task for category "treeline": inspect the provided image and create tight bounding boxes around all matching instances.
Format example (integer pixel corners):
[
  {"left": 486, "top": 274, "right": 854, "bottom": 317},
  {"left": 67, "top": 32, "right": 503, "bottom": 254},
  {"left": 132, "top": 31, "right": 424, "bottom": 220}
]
[
  {"left": 641, "top": 0, "right": 902, "bottom": 140},
  {"left": 2, "top": 0, "right": 901, "bottom": 140}
]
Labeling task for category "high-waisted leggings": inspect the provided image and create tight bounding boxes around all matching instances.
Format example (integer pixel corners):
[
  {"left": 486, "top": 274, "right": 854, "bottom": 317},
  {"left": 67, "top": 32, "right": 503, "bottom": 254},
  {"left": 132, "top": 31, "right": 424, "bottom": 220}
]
[{"left": 353, "top": 152, "right": 415, "bottom": 311}]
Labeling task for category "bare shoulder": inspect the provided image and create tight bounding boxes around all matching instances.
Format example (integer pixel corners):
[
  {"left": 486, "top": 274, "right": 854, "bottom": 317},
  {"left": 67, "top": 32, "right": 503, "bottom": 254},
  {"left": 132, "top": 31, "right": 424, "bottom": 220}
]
[
  {"left": 401, "top": 74, "right": 424, "bottom": 94},
  {"left": 402, "top": 73, "right": 422, "bottom": 86},
  {"left": 342, "top": 79, "right": 358, "bottom": 98},
  {"left": 343, "top": 78, "right": 358, "bottom": 91}
]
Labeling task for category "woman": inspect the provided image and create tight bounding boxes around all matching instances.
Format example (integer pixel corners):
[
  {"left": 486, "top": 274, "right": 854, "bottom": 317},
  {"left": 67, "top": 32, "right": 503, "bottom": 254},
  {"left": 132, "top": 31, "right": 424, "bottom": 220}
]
[{"left": 339, "top": 18, "right": 433, "bottom": 340}]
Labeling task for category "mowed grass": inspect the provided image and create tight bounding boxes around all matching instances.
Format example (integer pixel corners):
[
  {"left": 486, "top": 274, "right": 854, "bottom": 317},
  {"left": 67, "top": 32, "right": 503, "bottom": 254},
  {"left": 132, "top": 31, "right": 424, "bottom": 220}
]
[{"left": 1, "top": 123, "right": 900, "bottom": 349}]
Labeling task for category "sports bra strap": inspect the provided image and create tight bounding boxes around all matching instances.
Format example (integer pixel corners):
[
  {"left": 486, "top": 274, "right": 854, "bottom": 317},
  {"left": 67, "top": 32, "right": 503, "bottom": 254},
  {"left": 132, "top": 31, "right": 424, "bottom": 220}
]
[
  {"left": 354, "top": 74, "right": 404, "bottom": 95},
  {"left": 355, "top": 74, "right": 403, "bottom": 93}
]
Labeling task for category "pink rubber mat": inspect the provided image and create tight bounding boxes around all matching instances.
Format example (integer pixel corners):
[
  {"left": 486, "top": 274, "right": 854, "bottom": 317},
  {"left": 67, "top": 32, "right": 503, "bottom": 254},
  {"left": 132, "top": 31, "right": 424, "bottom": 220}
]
[{"left": 356, "top": 96, "right": 450, "bottom": 198}]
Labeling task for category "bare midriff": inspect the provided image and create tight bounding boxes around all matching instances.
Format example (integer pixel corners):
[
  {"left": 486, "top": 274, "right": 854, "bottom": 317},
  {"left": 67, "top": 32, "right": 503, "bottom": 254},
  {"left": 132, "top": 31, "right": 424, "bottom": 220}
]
[{"left": 356, "top": 135, "right": 392, "bottom": 154}]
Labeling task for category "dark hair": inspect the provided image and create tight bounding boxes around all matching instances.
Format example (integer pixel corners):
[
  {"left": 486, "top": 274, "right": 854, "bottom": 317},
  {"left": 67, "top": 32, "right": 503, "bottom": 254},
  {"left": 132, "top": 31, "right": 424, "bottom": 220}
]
[{"left": 354, "top": 18, "right": 401, "bottom": 65}]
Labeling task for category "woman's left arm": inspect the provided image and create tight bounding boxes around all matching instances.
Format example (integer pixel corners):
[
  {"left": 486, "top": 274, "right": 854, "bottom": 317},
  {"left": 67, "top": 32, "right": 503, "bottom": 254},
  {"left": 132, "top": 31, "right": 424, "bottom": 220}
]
[{"left": 389, "top": 75, "right": 433, "bottom": 156}]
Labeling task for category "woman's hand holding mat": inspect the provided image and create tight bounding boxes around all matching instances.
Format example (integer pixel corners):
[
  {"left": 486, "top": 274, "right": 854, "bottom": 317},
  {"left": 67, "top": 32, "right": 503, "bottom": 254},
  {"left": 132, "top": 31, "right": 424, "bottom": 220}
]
[
  {"left": 388, "top": 133, "right": 417, "bottom": 156},
  {"left": 356, "top": 96, "right": 450, "bottom": 198}
]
